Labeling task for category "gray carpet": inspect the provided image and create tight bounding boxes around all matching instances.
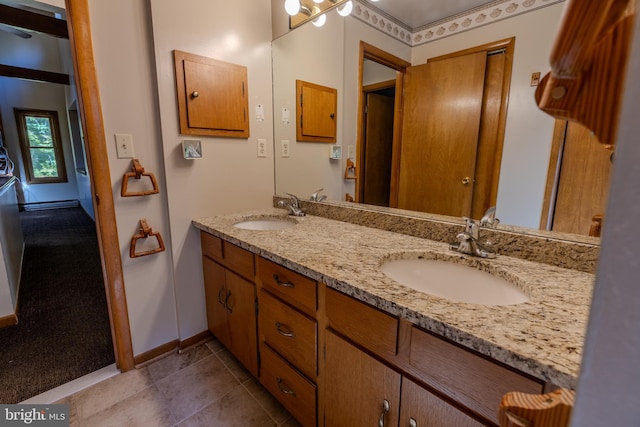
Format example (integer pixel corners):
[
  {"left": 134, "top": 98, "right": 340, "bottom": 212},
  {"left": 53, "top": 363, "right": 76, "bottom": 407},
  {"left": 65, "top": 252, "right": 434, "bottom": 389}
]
[{"left": 0, "top": 207, "right": 115, "bottom": 403}]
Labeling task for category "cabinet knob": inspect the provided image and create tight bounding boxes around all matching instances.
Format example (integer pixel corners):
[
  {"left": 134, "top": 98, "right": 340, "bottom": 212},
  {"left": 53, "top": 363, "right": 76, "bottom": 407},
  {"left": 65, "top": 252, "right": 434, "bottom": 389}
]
[
  {"left": 191, "top": 91, "right": 199, "bottom": 98},
  {"left": 378, "top": 399, "right": 390, "bottom": 427},
  {"left": 409, "top": 418, "right": 417, "bottom": 427},
  {"left": 462, "top": 176, "right": 471, "bottom": 185}
]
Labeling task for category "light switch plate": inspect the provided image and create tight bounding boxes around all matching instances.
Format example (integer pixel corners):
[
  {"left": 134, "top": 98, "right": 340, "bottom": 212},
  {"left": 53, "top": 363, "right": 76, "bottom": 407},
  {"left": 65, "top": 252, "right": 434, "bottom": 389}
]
[
  {"left": 257, "top": 139, "right": 267, "bottom": 158},
  {"left": 115, "top": 134, "right": 134, "bottom": 159}
]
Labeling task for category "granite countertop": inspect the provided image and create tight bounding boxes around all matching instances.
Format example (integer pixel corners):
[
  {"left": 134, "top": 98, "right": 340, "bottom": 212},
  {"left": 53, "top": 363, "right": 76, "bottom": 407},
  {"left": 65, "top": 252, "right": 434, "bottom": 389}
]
[{"left": 193, "top": 208, "right": 594, "bottom": 389}]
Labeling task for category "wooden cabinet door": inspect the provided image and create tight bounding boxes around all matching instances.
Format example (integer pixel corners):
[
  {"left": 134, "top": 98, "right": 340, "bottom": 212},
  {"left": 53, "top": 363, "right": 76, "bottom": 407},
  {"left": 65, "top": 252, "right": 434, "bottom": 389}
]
[
  {"left": 203, "top": 257, "right": 231, "bottom": 349},
  {"left": 323, "top": 331, "right": 401, "bottom": 427},
  {"left": 296, "top": 80, "right": 337, "bottom": 142},
  {"left": 398, "top": 52, "right": 487, "bottom": 216},
  {"left": 225, "top": 269, "right": 258, "bottom": 377},
  {"left": 399, "top": 378, "right": 483, "bottom": 427}
]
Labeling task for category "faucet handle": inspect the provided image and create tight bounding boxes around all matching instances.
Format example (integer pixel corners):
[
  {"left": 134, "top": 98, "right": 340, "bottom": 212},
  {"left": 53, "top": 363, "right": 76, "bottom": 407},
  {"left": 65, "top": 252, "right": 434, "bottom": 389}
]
[
  {"left": 480, "top": 206, "right": 500, "bottom": 228},
  {"left": 310, "top": 188, "right": 326, "bottom": 202},
  {"left": 285, "top": 193, "right": 300, "bottom": 206}
]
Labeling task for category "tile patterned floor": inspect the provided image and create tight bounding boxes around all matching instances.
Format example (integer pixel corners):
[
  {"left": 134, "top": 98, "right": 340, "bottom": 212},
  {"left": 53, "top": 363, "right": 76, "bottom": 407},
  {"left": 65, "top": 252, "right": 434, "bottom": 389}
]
[{"left": 56, "top": 340, "right": 301, "bottom": 426}]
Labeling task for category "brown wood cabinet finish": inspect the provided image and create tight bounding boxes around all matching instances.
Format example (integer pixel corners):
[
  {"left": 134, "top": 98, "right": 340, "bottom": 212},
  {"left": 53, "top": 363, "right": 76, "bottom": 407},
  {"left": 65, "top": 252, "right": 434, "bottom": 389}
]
[
  {"left": 324, "top": 331, "right": 401, "bottom": 427},
  {"left": 173, "top": 50, "right": 249, "bottom": 138},
  {"left": 296, "top": 80, "right": 337, "bottom": 143},
  {"left": 260, "top": 344, "right": 317, "bottom": 427},
  {"left": 407, "top": 326, "right": 544, "bottom": 424},
  {"left": 258, "top": 257, "right": 317, "bottom": 316},
  {"left": 259, "top": 289, "right": 317, "bottom": 379},
  {"left": 400, "top": 377, "right": 485, "bottom": 427},
  {"left": 325, "top": 287, "right": 398, "bottom": 358}
]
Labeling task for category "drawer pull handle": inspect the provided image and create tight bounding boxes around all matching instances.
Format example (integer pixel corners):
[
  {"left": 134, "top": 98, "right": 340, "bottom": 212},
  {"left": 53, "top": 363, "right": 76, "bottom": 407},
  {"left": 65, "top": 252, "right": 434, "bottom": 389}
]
[
  {"left": 273, "top": 274, "right": 294, "bottom": 288},
  {"left": 276, "top": 378, "right": 296, "bottom": 396},
  {"left": 409, "top": 418, "right": 417, "bottom": 427},
  {"left": 378, "top": 399, "right": 390, "bottom": 427},
  {"left": 224, "top": 290, "right": 233, "bottom": 314},
  {"left": 217, "top": 288, "right": 226, "bottom": 307},
  {"left": 276, "top": 322, "right": 295, "bottom": 338}
]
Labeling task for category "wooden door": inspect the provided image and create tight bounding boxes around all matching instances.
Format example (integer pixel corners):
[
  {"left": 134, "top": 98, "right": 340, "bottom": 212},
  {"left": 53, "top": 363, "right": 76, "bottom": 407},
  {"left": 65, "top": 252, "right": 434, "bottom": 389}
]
[
  {"left": 363, "top": 91, "right": 394, "bottom": 206},
  {"left": 323, "top": 331, "right": 401, "bottom": 427},
  {"left": 398, "top": 52, "right": 487, "bottom": 216},
  {"left": 202, "top": 257, "right": 231, "bottom": 348},
  {"left": 399, "top": 378, "right": 484, "bottom": 427},
  {"left": 547, "top": 121, "right": 612, "bottom": 235},
  {"left": 225, "top": 269, "right": 258, "bottom": 377}
]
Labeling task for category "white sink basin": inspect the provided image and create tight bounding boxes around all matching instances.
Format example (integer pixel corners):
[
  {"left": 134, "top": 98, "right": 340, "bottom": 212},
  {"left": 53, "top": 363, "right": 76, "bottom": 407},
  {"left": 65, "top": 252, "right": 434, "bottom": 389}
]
[
  {"left": 234, "top": 217, "right": 297, "bottom": 230},
  {"left": 381, "top": 258, "right": 528, "bottom": 306}
]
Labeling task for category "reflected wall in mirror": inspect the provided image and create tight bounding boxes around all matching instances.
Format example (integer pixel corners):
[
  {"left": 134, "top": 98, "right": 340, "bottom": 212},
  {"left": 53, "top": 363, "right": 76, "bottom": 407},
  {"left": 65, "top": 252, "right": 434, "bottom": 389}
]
[{"left": 272, "top": 1, "right": 607, "bottom": 240}]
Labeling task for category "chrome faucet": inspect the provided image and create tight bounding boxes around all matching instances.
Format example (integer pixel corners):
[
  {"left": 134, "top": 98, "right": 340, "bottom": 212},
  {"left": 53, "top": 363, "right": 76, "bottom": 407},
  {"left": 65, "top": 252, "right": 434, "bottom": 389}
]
[
  {"left": 449, "top": 207, "right": 499, "bottom": 258},
  {"left": 278, "top": 193, "right": 306, "bottom": 216},
  {"left": 310, "top": 188, "right": 327, "bottom": 202}
]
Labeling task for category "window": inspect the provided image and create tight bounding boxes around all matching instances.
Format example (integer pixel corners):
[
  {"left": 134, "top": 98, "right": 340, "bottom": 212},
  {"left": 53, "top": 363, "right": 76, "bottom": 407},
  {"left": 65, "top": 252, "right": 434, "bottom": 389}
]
[{"left": 14, "top": 109, "right": 67, "bottom": 184}]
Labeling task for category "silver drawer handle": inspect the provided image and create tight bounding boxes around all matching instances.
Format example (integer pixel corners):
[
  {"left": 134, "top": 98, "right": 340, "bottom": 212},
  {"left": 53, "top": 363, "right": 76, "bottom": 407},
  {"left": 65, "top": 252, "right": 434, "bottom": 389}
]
[
  {"left": 276, "top": 378, "right": 296, "bottom": 396},
  {"left": 276, "top": 322, "right": 295, "bottom": 338},
  {"left": 378, "top": 399, "right": 390, "bottom": 427},
  {"left": 273, "top": 274, "right": 294, "bottom": 288}
]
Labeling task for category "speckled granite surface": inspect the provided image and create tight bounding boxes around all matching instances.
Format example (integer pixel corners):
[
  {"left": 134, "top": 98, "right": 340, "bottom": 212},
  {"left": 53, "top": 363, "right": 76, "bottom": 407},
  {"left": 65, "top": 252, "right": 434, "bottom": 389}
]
[
  {"left": 193, "top": 209, "right": 594, "bottom": 389},
  {"left": 281, "top": 198, "right": 600, "bottom": 273}
]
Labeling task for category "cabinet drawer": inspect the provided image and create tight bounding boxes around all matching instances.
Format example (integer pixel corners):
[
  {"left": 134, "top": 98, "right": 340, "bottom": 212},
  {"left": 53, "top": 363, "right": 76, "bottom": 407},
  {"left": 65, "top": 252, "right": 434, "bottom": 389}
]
[
  {"left": 409, "top": 326, "right": 544, "bottom": 424},
  {"left": 325, "top": 288, "right": 398, "bottom": 357},
  {"left": 259, "top": 290, "right": 317, "bottom": 379},
  {"left": 201, "top": 231, "right": 223, "bottom": 261},
  {"left": 200, "top": 232, "right": 255, "bottom": 280},
  {"left": 260, "top": 344, "right": 317, "bottom": 427},
  {"left": 223, "top": 241, "right": 254, "bottom": 280},
  {"left": 258, "top": 257, "right": 317, "bottom": 315}
]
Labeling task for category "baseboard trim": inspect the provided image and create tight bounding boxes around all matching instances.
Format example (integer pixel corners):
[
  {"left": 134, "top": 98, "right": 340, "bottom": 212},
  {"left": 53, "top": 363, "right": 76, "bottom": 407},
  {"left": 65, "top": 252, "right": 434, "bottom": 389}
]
[
  {"left": 179, "top": 330, "right": 212, "bottom": 351},
  {"left": 133, "top": 339, "right": 179, "bottom": 368},
  {"left": 0, "top": 313, "right": 18, "bottom": 328},
  {"left": 20, "top": 200, "right": 80, "bottom": 211},
  {"left": 132, "top": 331, "right": 212, "bottom": 367}
]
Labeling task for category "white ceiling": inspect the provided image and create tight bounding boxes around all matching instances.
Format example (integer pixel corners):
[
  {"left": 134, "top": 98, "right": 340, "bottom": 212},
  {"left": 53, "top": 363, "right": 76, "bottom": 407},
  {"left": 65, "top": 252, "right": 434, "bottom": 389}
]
[{"left": 361, "top": 0, "right": 498, "bottom": 29}]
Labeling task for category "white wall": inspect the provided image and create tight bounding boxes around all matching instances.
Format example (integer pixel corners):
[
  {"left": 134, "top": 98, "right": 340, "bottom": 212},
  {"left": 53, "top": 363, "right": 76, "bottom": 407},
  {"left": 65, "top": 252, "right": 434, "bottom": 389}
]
[
  {"left": 149, "top": 0, "right": 275, "bottom": 342},
  {"left": 0, "top": 31, "right": 79, "bottom": 205},
  {"left": 0, "top": 181, "right": 24, "bottom": 317},
  {"left": 273, "top": 10, "right": 411, "bottom": 201},
  {"left": 411, "top": 3, "right": 565, "bottom": 227},
  {"left": 273, "top": 9, "right": 346, "bottom": 200},
  {"left": 88, "top": 0, "right": 178, "bottom": 355}
]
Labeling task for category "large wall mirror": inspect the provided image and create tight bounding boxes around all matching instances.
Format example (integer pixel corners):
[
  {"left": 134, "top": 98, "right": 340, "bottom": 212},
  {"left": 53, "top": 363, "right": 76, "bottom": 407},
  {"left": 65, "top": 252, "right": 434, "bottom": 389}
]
[{"left": 272, "top": 0, "right": 607, "bottom": 242}]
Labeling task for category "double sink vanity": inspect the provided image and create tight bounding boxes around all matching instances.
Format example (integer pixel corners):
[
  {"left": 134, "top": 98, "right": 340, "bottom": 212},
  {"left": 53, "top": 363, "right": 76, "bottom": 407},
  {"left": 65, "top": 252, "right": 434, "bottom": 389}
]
[{"left": 192, "top": 199, "right": 595, "bottom": 426}]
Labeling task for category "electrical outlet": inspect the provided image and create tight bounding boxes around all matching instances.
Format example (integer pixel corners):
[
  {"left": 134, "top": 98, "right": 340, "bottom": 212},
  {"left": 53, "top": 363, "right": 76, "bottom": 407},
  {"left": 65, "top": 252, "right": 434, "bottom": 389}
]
[
  {"left": 257, "top": 139, "right": 267, "bottom": 158},
  {"left": 115, "top": 134, "right": 134, "bottom": 159},
  {"left": 281, "top": 140, "right": 290, "bottom": 158}
]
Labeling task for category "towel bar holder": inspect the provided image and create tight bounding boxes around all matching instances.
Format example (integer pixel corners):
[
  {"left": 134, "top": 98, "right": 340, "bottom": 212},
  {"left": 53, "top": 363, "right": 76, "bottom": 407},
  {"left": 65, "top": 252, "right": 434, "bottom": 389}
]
[
  {"left": 130, "top": 219, "right": 165, "bottom": 258},
  {"left": 121, "top": 159, "right": 160, "bottom": 197}
]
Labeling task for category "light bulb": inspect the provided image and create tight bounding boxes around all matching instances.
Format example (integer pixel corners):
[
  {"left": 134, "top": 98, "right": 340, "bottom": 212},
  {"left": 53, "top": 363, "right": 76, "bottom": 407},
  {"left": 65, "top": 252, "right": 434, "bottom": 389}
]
[
  {"left": 337, "top": 0, "right": 353, "bottom": 16},
  {"left": 284, "top": 0, "right": 301, "bottom": 16},
  {"left": 312, "top": 13, "right": 327, "bottom": 27}
]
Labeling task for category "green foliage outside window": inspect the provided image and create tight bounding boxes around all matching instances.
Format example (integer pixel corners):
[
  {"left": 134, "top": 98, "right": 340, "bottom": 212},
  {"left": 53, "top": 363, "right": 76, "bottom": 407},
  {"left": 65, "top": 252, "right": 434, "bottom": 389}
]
[{"left": 14, "top": 108, "right": 67, "bottom": 184}]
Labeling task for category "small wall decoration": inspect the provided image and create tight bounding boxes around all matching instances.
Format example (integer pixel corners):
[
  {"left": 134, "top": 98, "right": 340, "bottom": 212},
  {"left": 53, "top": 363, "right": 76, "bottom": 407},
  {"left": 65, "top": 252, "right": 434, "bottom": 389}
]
[{"left": 182, "top": 140, "right": 202, "bottom": 159}]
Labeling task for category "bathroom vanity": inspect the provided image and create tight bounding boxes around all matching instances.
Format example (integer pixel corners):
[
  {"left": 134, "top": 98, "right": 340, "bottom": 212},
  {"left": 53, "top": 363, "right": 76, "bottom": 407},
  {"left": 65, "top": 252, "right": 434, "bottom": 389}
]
[{"left": 193, "top": 204, "right": 594, "bottom": 426}]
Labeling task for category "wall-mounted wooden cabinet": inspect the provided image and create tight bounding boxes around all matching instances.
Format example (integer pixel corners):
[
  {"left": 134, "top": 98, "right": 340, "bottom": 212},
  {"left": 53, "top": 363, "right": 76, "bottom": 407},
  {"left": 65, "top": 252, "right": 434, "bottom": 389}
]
[
  {"left": 296, "top": 80, "right": 337, "bottom": 143},
  {"left": 174, "top": 50, "right": 249, "bottom": 138}
]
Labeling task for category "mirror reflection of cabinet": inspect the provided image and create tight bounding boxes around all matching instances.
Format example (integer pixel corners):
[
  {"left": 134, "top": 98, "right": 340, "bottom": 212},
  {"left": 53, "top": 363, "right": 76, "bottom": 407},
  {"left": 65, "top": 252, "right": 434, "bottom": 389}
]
[
  {"left": 541, "top": 120, "right": 613, "bottom": 236},
  {"left": 173, "top": 50, "right": 249, "bottom": 138},
  {"left": 296, "top": 80, "right": 337, "bottom": 143}
]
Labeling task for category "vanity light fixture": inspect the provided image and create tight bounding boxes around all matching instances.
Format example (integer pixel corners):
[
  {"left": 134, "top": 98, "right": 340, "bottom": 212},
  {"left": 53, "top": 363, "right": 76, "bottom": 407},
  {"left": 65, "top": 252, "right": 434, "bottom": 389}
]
[
  {"left": 286, "top": 0, "right": 353, "bottom": 29},
  {"left": 337, "top": 0, "right": 353, "bottom": 17}
]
